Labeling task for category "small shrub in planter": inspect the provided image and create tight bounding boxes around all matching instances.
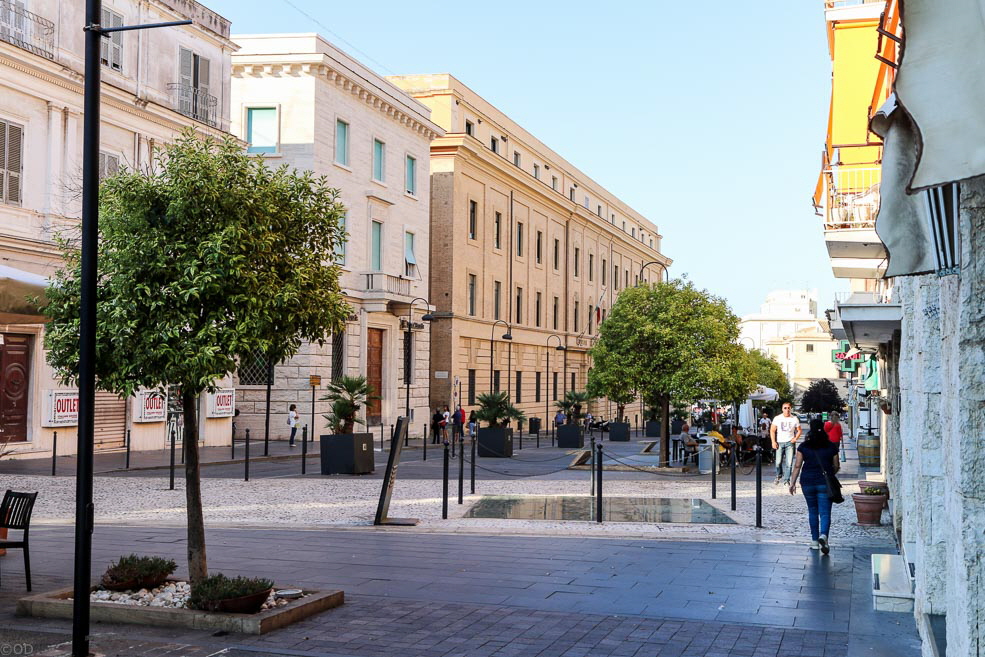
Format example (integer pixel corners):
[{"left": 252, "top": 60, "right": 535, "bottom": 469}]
[
  {"left": 101, "top": 554, "right": 177, "bottom": 591},
  {"left": 188, "top": 573, "right": 274, "bottom": 614}
]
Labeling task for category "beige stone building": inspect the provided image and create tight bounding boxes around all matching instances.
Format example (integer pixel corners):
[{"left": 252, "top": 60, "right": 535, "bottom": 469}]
[
  {"left": 388, "top": 74, "right": 669, "bottom": 425},
  {"left": 231, "top": 35, "right": 443, "bottom": 440},
  {"left": 764, "top": 322, "right": 844, "bottom": 399}
]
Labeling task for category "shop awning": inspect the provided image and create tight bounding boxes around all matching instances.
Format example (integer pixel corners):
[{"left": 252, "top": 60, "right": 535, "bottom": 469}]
[{"left": 0, "top": 264, "right": 50, "bottom": 324}]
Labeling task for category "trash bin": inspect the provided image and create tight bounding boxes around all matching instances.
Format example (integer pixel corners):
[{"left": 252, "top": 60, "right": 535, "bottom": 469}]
[
  {"left": 697, "top": 439, "right": 715, "bottom": 474},
  {"left": 528, "top": 417, "right": 541, "bottom": 434}
]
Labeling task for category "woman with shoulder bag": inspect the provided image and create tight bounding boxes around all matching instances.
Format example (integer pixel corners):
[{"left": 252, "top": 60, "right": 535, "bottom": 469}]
[{"left": 789, "top": 418, "right": 841, "bottom": 554}]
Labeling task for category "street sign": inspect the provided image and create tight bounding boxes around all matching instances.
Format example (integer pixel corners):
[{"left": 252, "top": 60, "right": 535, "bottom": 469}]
[
  {"left": 309, "top": 375, "right": 321, "bottom": 386},
  {"left": 831, "top": 340, "right": 863, "bottom": 373}
]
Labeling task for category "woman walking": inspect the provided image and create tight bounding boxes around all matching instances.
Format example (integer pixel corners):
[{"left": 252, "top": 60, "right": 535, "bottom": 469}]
[
  {"left": 287, "top": 404, "right": 299, "bottom": 447},
  {"left": 468, "top": 410, "right": 478, "bottom": 438},
  {"left": 789, "top": 418, "right": 841, "bottom": 553}
]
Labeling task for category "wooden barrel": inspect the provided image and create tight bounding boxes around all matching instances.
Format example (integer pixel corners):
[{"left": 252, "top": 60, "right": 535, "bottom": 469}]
[{"left": 857, "top": 434, "right": 881, "bottom": 467}]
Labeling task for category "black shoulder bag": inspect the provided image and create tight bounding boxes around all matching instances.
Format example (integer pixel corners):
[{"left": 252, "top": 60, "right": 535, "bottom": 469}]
[{"left": 811, "top": 448, "right": 844, "bottom": 504}]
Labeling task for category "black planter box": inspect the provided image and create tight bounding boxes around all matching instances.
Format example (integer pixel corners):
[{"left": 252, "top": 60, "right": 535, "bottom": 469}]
[
  {"left": 477, "top": 427, "right": 513, "bottom": 457},
  {"left": 320, "top": 433, "right": 374, "bottom": 475},
  {"left": 609, "top": 422, "right": 631, "bottom": 442},
  {"left": 645, "top": 420, "right": 661, "bottom": 438},
  {"left": 556, "top": 424, "right": 584, "bottom": 448},
  {"left": 671, "top": 419, "right": 684, "bottom": 435}
]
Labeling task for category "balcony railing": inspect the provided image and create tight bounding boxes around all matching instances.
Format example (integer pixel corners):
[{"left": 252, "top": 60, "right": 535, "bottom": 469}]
[
  {"left": 363, "top": 272, "right": 411, "bottom": 297},
  {"left": 0, "top": 0, "right": 55, "bottom": 60},
  {"left": 824, "top": 0, "right": 884, "bottom": 7},
  {"left": 167, "top": 83, "right": 218, "bottom": 127},
  {"left": 823, "top": 166, "right": 881, "bottom": 230}
]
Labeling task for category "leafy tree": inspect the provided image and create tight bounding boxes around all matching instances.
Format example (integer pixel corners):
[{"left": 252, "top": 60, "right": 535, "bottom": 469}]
[
  {"left": 747, "top": 349, "right": 794, "bottom": 406},
  {"left": 475, "top": 391, "right": 525, "bottom": 428},
  {"left": 799, "top": 378, "right": 844, "bottom": 413},
  {"left": 587, "top": 346, "right": 636, "bottom": 422},
  {"left": 321, "top": 375, "right": 377, "bottom": 434},
  {"left": 589, "top": 280, "right": 755, "bottom": 464},
  {"left": 43, "top": 132, "right": 349, "bottom": 582}
]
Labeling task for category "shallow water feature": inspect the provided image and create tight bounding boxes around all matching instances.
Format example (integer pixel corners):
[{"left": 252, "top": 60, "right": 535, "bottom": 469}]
[{"left": 464, "top": 495, "right": 736, "bottom": 524}]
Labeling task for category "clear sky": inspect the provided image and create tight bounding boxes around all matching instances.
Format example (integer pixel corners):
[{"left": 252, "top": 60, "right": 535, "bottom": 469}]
[{"left": 206, "top": 0, "right": 846, "bottom": 317}]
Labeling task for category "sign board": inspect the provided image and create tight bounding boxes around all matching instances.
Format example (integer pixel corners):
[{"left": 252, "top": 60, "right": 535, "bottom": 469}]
[
  {"left": 309, "top": 375, "right": 321, "bottom": 386},
  {"left": 206, "top": 388, "right": 235, "bottom": 418},
  {"left": 434, "top": 371, "right": 449, "bottom": 379},
  {"left": 134, "top": 390, "right": 167, "bottom": 423},
  {"left": 42, "top": 390, "right": 79, "bottom": 427},
  {"left": 374, "top": 416, "right": 417, "bottom": 526},
  {"left": 830, "top": 340, "right": 863, "bottom": 373}
]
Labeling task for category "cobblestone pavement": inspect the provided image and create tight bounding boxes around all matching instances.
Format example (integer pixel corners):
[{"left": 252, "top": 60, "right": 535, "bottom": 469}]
[{"left": 0, "top": 525, "right": 919, "bottom": 657}]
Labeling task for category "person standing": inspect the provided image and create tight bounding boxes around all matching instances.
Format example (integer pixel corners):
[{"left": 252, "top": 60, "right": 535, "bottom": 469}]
[
  {"left": 554, "top": 410, "right": 566, "bottom": 428},
  {"left": 431, "top": 408, "right": 443, "bottom": 444},
  {"left": 770, "top": 403, "right": 802, "bottom": 486},
  {"left": 441, "top": 405, "right": 451, "bottom": 442},
  {"left": 453, "top": 405, "right": 465, "bottom": 445},
  {"left": 824, "top": 411, "right": 844, "bottom": 445},
  {"left": 789, "top": 419, "right": 841, "bottom": 553},
  {"left": 287, "top": 404, "right": 299, "bottom": 447},
  {"left": 468, "top": 410, "right": 478, "bottom": 437}
]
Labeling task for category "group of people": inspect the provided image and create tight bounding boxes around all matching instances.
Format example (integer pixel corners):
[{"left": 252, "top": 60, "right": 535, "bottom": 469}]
[{"left": 431, "top": 405, "right": 476, "bottom": 445}]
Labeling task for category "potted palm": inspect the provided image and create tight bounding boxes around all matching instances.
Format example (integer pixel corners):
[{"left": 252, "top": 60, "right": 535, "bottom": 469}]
[
  {"left": 556, "top": 391, "right": 591, "bottom": 448},
  {"left": 319, "top": 375, "right": 377, "bottom": 475},
  {"left": 475, "top": 391, "right": 525, "bottom": 457}
]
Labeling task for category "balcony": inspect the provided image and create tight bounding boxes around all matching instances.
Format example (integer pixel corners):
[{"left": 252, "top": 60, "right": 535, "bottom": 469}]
[
  {"left": 822, "top": 165, "right": 888, "bottom": 277},
  {"left": 358, "top": 272, "right": 413, "bottom": 313},
  {"left": 167, "top": 83, "right": 217, "bottom": 127},
  {"left": 831, "top": 291, "right": 901, "bottom": 350},
  {"left": 0, "top": 0, "right": 55, "bottom": 60}
]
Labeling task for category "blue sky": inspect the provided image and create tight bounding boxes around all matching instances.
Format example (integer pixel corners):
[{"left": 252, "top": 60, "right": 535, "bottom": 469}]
[{"left": 207, "top": 0, "right": 845, "bottom": 317}]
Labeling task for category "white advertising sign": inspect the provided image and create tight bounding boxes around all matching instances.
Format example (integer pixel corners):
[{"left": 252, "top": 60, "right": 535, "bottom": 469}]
[
  {"left": 207, "top": 388, "right": 235, "bottom": 418},
  {"left": 134, "top": 390, "right": 167, "bottom": 423},
  {"left": 42, "top": 390, "right": 79, "bottom": 427}
]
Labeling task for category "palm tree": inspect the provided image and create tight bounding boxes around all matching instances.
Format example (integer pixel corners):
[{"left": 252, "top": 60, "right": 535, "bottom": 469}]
[
  {"left": 474, "top": 391, "right": 526, "bottom": 428},
  {"left": 321, "top": 375, "right": 377, "bottom": 434},
  {"left": 556, "top": 390, "right": 592, "bottom": 425}
]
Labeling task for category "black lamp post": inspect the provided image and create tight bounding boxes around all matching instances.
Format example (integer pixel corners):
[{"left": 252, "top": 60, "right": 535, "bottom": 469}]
[
  {"left": 404, "top": 297, "right": 433, "bottom": 422},
  {"left": 546, "top": 334, "right": 565, "bottom": 429},
  {"left": 638, "top": 260, "right": 670, "bottom": 285},
  {"left": 489, "top": 319, "right": 512, "bottom": 395}
]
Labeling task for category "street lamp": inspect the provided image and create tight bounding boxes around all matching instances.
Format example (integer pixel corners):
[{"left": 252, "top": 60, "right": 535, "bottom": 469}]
[
  {"left": 403, "top": 297, "right": 434, "bottom": 423},
  {"left": 638, "top": 260, "right": 669, "bottom": 285},
  {"left": 489, "top": 319, "right": 512, "bottom": 396},
  {"left": 546, "top": 334, "right": 565, "bottom": 437}
]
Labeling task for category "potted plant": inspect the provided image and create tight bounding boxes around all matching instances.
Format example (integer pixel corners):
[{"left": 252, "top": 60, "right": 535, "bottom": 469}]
[
  {"left": 605, "top": 393, "right": 634, "bottom": 442},
  {"left": 187, "top": 573, "right": 274, "bottom": 614},
  {"left": 101, "top": 554, "right": 178, "bottom": 591},
  {"left": 644, "top": 402, "right": 662, "bottom": 438},
  {"left": 475, "top": 391, "right": 524, "bottom": 458},
  {"left": 556, "top": 391, "right": 591, "bottom": 448},
  {"left": 586, "top": 357, "right": 634, "bottom": 441},
  {"left": 857, "top": 480, "right": 889, "bottom": 496},
  {"left": 319, "top": 375, "right": 377, "bottom": 475},
  {"left": 852, "top": 487, "right": 887, "bottom": 526}
]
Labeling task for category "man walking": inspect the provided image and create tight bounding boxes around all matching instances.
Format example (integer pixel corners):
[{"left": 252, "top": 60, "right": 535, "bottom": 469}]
[{"left": 770, "top": 403, "right": 802, "bottom": 485}]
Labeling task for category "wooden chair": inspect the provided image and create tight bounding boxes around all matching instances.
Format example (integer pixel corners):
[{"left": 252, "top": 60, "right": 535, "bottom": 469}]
[{"left": 0, "top": 490, "right": 39, "bottom": 591}]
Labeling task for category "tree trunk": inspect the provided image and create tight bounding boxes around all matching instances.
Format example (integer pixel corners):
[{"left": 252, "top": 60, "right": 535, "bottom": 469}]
[
  {"left": 183, "top": 390, "right": 208, "bottom": 583},
  {"left": 660, "top": 394, "right": 671, "bottom": 467},
  {"left": 617, "top": 404, "right": 625, "bottom": 423}
]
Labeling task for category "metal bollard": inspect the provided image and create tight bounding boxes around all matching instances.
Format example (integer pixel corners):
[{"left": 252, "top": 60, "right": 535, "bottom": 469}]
[
  {"left": 596, "top": 442, "right": 603, "bottom": 523},
  {"left": 470, "top": 431, "right": 476, "bottom": 494},
  {"left": 730, "top": 444, "right": 737, "bottom": 511},
  {"left": 390, "top": 423, "right": 394, "bottom": 447},
  {"left": 451, "top": 429, "right": 456, "bottom": 458},
  {"left": 245, "top": 428, "right": 251, "bottom": 482},
  {"left": 231, "top": 422, "right": 236, "bottom": 460},
  {"left": 442, "top": 442, "right": 450, "bottom": 520},
  {"left": 536, "top": 425, "right": 540, "bottom": 449},
  {"left": 755, "top": 445, "right": 763, "bottom": 528},
  {"left": 423, "top": 424, "right": 427, "bottom": 461},
  {"left": 404, "top": 423, "right": 409, "bottom": 447},
  {"left": 51, "top": 431, "right": 57, "bottom": 477},
  {"left": 552, "top": 421, "right": 555, "bottom": 447},
  {"left": 180, "top": 428, "right": 185, "bottom": 464},
  {"left": 458, "top": 433, "right": 465, "bottom": 504},
  {"left": 301, "top": 425, "right": 308, "bottom": 475},
  {"left": 169, "top": 427, "right": 176, "bottom": 490},
  {"left": 590, "top": 434, "right": 596, "bottom": 496},
  {"left": 380, "top": 422, "right": 385, "bottom": 452},
  {"left": 518, "top": 424, "right": 523, "bottom": 451},
  {"left": 711, "top": 444, "right": 717, "bottom": 499},
  {"left": 125, "top": 429, "right": 131, "bottom": 470}
]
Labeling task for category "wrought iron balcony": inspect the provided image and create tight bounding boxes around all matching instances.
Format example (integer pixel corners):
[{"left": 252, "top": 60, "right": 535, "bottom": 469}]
[
  {"left": 0, "top": 0, "right": 55, "bottom": 60},
  {"left": 167, "top": 83, "right": 218, "bottom": 127}
]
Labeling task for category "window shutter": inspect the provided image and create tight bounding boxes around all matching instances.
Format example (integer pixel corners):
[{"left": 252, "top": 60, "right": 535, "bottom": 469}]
[
  {"left": 110, "top": 11, "right": 123, "bottom": 71},
  {"left": 100, "top": 8, "right": 110, "bottom": 64},
  {"left": 6, "top": 123, "right": 22, "bottom": 205},
  {"left": 179, "top": 47, "right": 193, "bottom": 87},
  {"left": 197, "top": 55, "right": 210, "bottom": 96}
]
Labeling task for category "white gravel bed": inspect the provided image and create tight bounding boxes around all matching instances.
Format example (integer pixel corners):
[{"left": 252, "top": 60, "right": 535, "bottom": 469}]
[
  {"left": 5, "top": 472, "right": 892, "bottom": 548},
  {"left": 87, "top": 581, "right": 293, "bottom": 610}
]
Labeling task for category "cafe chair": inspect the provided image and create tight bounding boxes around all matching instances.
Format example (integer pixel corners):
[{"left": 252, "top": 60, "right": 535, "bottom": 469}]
[{"left": 0, "top": 490, "right": 39, "bottom": 591}]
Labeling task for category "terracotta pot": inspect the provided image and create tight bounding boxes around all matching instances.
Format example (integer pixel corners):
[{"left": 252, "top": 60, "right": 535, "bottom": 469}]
[
  {"left": 852, "top": 493, "right": 886, "bottom": 526},
  {"left": 858, "top": 480, "right": 889, "bottom": 495},
  {"left": 215, "top": 588, "right": 272, "bottom": 614}
]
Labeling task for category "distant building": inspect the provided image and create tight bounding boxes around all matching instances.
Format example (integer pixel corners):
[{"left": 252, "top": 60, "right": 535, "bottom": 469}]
[
  {"left": 764, "top": 322, "right": 844, "bottom": 399},
  {"left": 739, "top": 289, "right": 821, "bottom": 351}
]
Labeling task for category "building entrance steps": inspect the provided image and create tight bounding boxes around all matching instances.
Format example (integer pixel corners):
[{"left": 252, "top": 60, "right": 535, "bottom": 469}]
[{"left": 871, "top": 553, "right": 915, "bottom": 612}]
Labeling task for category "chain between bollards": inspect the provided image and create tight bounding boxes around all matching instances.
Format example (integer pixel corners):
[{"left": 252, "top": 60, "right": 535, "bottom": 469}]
[
  {"left": 169, "top": 426, "right": 176, "bottom": 490},
  {"left": 125, "top": 429, "right": 131, "bottom": 470},
  {"left": 51, "top": 431, "right": 58, "bottom": 477},
  {"left": 244, "top": 428, "right": 251, "bottom": 482},
  {"left": 730, "top": 442, "right": 737, "bottom": 511},
  {"left": 755, "top": 445, "right": 763, "bottom": 528},
  {"left": 442, "top": 442, "right": 450, "bottom": 519},
  {"left": 301, "top": 425, "right": 308, "bottom": 475},
  {"left": 595, "top": 442, "right": 603, "bottom": 523}
]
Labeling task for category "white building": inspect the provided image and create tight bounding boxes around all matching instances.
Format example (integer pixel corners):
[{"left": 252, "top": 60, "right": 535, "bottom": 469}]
[
  {"left": 0, "top": 0, "right": 237, "bottom": 457},
  {"left": 230, "top": 34, "right": 443, "bottom": 440},
  {"left": 738, "top": 289, "right": 821, "bottom": 351}
]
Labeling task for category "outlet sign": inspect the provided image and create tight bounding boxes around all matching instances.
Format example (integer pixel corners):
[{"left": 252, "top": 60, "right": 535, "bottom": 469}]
[
  {"left": 42, "top": 390, "right": 79, "bottom": 427},
  {"left": 206, "top": 388, "right": 235, "bottom": 418},
  {"left": 134, "top": 390, "right": 167, "bottom": 423}
]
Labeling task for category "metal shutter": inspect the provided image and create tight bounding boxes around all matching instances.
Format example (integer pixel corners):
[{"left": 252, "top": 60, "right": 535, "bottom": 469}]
[{"left": 94, "top": 391, "right": 126, "bottom": 450}]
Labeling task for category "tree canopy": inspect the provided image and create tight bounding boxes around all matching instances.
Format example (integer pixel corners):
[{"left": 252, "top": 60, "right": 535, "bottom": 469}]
[
  {"left": 799, "top": 378, "right": 845, "bottom": 413},
  {"left": 746, "top": 348, "right": 794, "bottom": 406}
]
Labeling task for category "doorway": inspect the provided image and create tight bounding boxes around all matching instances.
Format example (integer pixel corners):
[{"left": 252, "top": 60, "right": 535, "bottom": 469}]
[
  {"left": 0, "top": 333, "right": 29, "bottom": 443},
  {"left": 366, "top": 328, "right": 384, "bottom": 424}
]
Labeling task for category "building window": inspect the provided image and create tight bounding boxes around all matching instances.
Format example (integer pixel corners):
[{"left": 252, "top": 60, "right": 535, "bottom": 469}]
[
  {"left": 570, "top": 372, "right": 575, "bottom": 392},
  {"left": 631, "top": 227, "right": 636, "bottom": 238},
  {"left": 0, "top": 119, "right": 23, "bottom": 206},
  {"left": 583, "top": 196, "right": 589, "bottom": 209},
  {"left": 335, "top": 213, "right": 347, "bottom": 265},
  {"left": 371, "top": 220, "right": 383, "bottom": 271},
  {"left": 245, "top": 108, "right": 277, "bottom": 154},
  {"left": 335, "top": 119, "right": 349, "bottom": 165},
  {"left": 465, "top": 120, "right": 474, "bottom": 136},
  {"left": 403, "top": 331, "right": 413, "bottom": 385},
  {"left": 588, "top": 253, "right": 594, "bottom": 281},
  {"left": 569, "top": 188, "right": 575, "bottom": 202},
  {"left": 494, "top": 281, "right": 502, "bottom": 320},
  {"left": 625, "top": 270, "right": 629, "bottom": 288},
  {"left": 513, "top": 151, "right": 521, "bottom": 167},
  {"left": 177, "top": 47, "right": 213, "bottom": 125},
  {"left": 602, "top": 259, "right": 607, "bottom": 285},
  {"left": 372, "top": 139, "right": 386, "bottom": 182},
  {"left": 614, "top": 264, "right": 619, "bottom": 290},
  {"left": 100, "top": 8, "right": 124, "bottom": 71},
  {"left": 649, "top": 238, "right": 654, "bottom": 248},
  {"left": 553, "top": 239, "right": 560, "bottom": 270},
  {"left": 516, "top": 222, "right": 524, "bottom": 256},
  {"left": 468, "top": 200, "right": 477, "bottom": 239},
  {"left": 536, "top": 231, "right": 543, "bottom": 264},
  {"left": 494, "top": 212, "right": 502, "bottom": 249},
  {"left": 493, "top": 370, "right": 501, "bottom": 392},
  {"left": 331, "top": 331, "right": 345, "bottom": 381},
  {"left": 535, "top": 292, "right": 542, "bottom": 327},
  {"left": 404, "top": 231, "right": 417, "bottom": 278},
  {"left": 553, "top": 296, "right": 559, "bottom": 330},
  {"left": 237, "top": 349, "right": 271, "bottom": 386},
  {"left": 806, "top": 344, "right": 814, "bottom": 353},
  {"left": 405, "top": 155, "right": 416, "bottom": 195},
  {"left": 552, "top": 176, "right": 558, "bottom": 191},
  {"left": 535, "top": 371, "right": 542, "bottom": 403},
  {"left": 515, "top": 371, "right": 522, "bottom": 403},
  {"left": 490, "top": 136, "right": 499, "bottom": 154},
  {"left": 622, "top": 221, "right": 626, "bottom": 232},
  {"left": 468, "top": 274, "right": 477, "bottom": 316},
  {"left": 98, "top": 152, "right": 120, "bottom": 180},
  {"left": 553, "top": 372, "right": 558, "bottom": 401},
  {"left": 574, "top": 248, "right": 580, "bottom": 277},
  {"left": 588, "top": 306, "right": 593, "bottom": 335},
  {"left": 597, "top": 204, "right": 602, "bottom": 217},
  {"left": 533, "top": 164, "right": 540, "bottom": 179},
  {"left": 515, "top": 287, "right": 523, "bottom": 324},
  {"left": 468, "top": 369, "right": 476, "bottom": 405},
  {"left": 574, "top": 301, "right": 579, "bottom": 333}
]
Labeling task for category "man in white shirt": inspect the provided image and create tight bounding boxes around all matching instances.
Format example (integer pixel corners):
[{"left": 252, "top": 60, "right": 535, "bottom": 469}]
[{"left": 770, "top": 403, "right": 802, "bottom": 485}]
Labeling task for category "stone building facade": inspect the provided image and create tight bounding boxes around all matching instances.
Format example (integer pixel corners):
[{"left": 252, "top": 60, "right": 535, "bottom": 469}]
[
  {"left": 0, "top": 0, "right": 237, "bottom": 457},
  {"left": 230, "top": 35, "right": 443, "bottom": 441},
  {"left": 388, "top": 74, "right": 669, "bottom": 425}
]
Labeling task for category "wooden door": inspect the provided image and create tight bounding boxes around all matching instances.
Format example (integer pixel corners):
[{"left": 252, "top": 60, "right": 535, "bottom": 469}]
[
  {"left": 0, "top": 333, "right": 29, "bottom": 443},
  {"left": 366, "top": 328, "right": 384, "bottom": 424}
]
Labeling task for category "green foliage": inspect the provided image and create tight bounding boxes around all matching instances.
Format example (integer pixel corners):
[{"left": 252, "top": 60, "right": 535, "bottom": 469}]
[
  {"left": 42, "top": 130, "right": 350, "bottom": 397},
  {"left": 321, "top": 375, "right": 377, "bottom": 434},
  {"left": 187, "top": 573, "right": 274, "bottom": 611},
  {"left": 556, "top": 390, "right": 591, "bottom": 423},
  {"left": 474, "top": 391, "right": 526, "bottom": 428},
  {"left": 587, "top": 346, "right": 636, "bottom": 421},
  {"left": 863, "top": 486, "right": 887, "bottom": 495},
  {"left": 747, "top": 349, "right": 794, "bottom": 405},
  {"left": 101, "top": 554, "right": 177, "bottom": 588},
  {"left": 800, "top": 378, "right": 844, "bottom": 413}
]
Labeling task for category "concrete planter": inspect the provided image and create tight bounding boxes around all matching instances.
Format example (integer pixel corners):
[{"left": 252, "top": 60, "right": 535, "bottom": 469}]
[
  {"left": 556, "top": 425, "right": 584, "bottom": 448},
  {"left": 645, "top": 421, "right": 661, "bottom": 438},
  {"left": 477, "top": 427, "right": 513, "bottom": 458},
  {"left": 852, "top": 493, "right": 886, "bottom": 526},
  {"left": 17, "top": 586, "right": 343, "bottom": 635},
  {"left": 608, "top": 422, "right": 631, "bottom": 442},
  {"left": 319, "top": 433, "right": 374, "bottom": 475}
]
